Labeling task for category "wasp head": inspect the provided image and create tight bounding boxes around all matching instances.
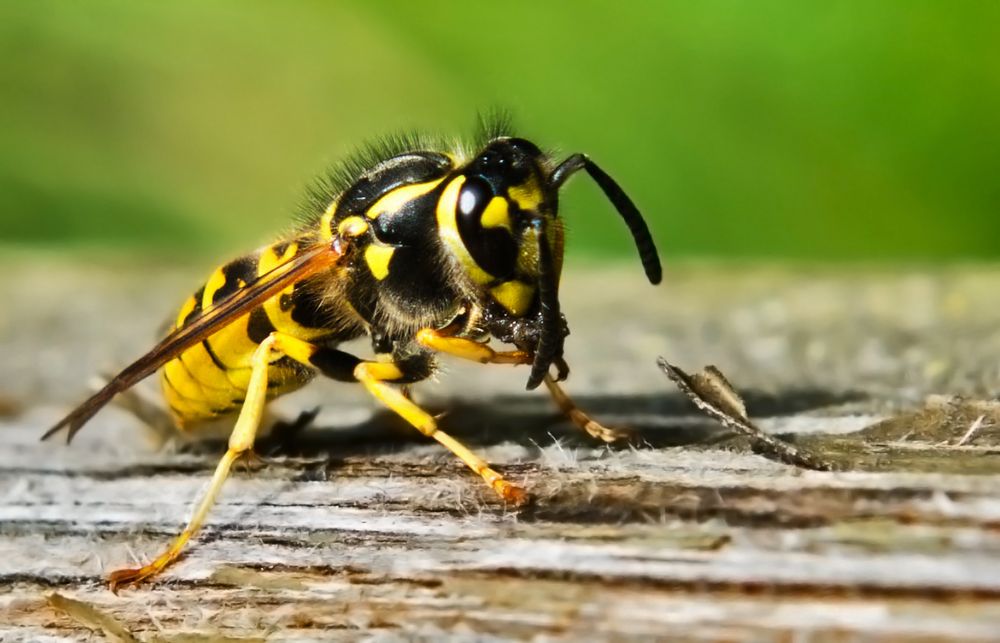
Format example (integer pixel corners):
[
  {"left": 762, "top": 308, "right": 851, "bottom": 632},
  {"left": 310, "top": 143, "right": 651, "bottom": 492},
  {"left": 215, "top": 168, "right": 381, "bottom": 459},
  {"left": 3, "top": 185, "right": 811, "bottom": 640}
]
[{"left": 437, "top": 136, "right": 661, "bottom": 390}]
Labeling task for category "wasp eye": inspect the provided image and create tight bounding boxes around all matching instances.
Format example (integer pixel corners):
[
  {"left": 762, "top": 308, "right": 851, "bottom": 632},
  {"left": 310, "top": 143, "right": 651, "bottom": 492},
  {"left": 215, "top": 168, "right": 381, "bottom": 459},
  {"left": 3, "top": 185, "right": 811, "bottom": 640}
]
[
  {"left": 459, "top": 177, "right": 493, "bottom": 219},
  {"left": 455, "top": 176, "right": 516, "bottom": 280}
]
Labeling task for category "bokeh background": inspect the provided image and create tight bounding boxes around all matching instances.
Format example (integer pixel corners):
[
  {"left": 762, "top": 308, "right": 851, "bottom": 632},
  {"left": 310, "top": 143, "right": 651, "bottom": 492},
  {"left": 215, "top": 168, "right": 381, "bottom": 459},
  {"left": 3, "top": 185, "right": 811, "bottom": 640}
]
[{"left": 1, "top": 1, "right": 998, "bottom": 261}]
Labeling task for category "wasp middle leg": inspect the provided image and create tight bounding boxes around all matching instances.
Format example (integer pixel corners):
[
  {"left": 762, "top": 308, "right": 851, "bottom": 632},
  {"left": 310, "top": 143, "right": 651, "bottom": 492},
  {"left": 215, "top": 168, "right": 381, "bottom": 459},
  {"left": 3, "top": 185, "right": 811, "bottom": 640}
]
[
  {"left": 277, "top": 333, "right": 526, "bottom": 502},
  {"left": 353, "top": 357, "right": 527, "bottom": 504}
]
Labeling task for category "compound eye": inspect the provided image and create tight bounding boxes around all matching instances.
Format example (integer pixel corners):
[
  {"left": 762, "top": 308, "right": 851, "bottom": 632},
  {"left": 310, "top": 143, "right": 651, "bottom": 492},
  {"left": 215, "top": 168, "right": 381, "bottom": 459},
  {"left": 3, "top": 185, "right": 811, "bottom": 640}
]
[
  {"left": 458, "top": 176, "right": 493, "bottom": 221},
  {"left": 455, "top": 176, "right": 516, "bottom": 280}
]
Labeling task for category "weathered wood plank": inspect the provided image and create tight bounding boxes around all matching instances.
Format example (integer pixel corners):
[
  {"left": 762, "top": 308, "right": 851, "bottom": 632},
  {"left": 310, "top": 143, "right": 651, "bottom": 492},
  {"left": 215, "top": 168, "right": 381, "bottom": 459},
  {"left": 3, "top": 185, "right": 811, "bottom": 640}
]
[{"left": 3, "top": 261, "right": 1000, "bottom": 640}]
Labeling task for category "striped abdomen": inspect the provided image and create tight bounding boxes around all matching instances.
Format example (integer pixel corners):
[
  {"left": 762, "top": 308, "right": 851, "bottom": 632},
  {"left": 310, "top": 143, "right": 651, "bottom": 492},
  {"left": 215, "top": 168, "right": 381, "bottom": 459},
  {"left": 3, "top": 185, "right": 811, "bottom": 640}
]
[{"left": 159, "top": 237, "right": 340, "bottom": 427}]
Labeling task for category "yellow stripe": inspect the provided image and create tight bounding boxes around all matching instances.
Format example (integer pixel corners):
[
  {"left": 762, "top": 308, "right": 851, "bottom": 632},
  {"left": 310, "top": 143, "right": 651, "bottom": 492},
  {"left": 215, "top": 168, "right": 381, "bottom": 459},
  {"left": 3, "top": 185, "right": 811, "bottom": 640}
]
[
  {"left": 489, "top": 280, "right": 535, "bottom": 317},
  {"left": 163, "top": 360, "right": 207, "bottom": 402},
  {"left": 436, "top": 176, "right": 494, "bottom": 286},
  {"left": 338, "top": 216, "right": 369, "bottom": 238},
  {"left": 365, "top": 244, "right": 395, "bottom": 280},
  {"left": 271, "top": 333, "right": 319, "bottom": 366},
  {"left": 179, "top": 346, "right": 233, "bottom": 392},
  {"left": 204, "top": 311, "right": 262, "bottom": 372},
  {"left": 201, "top": 268, "right": 227, "bottom": 310},
  {"left": 256, "top": 239, "right": 331, "bottom": 342},
  {"left": 259, "top": 241, "right": 295, "bottom": 338},
  {"left": 508, "top": 176, "right": 543, "bottom": 212},
  {"left": 174, "top": 295, "right": 197, "bottom": 328},
  {"left": 258, "top": 241, "right": 299, "bottom": 276},
  {"left": 319, "top": 199, "right": 339, "bottom": 242},
  {"left": 161, "top": 377, "right": 208, "bottom": 422},
  {"left": 162, "top": 359, "right": 238, "bottom": 422},
  {"left": 366, "top": 178, "right": 445, "bottom": 219},
  {"left": 481, "top": 197, "right": 511, "bottom": 230}
]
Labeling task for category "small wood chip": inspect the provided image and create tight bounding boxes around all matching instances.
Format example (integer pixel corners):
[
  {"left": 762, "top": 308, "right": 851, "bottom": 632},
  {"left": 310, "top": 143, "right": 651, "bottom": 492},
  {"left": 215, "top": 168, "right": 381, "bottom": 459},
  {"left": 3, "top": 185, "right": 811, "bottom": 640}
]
[
  {"left": 47, "top": 593, "right": 138, "bottom": 643},
  {"left": 657, "top": 357, "right": 833, "bottom": 471},
  {"left": 956, "top": 414, "right": 987, "bottom": 447}
]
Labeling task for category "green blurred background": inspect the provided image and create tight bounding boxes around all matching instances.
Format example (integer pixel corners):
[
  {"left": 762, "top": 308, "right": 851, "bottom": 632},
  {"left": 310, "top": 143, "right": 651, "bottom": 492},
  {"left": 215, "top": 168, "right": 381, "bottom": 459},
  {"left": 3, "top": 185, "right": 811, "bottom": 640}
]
[{"left": 1, "top": 1, "right": 998, "bottom": 261}]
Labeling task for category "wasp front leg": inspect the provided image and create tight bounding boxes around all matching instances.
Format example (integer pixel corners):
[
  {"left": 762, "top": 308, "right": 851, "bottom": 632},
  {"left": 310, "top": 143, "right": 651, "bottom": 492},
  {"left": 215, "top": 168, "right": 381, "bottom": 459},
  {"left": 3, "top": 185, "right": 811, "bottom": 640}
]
[
  {"left": 416, "top": 327, "right": 630, "bottom": 443},
  {"left": 543, "top": 374, "right": 632, "bottom": 443},
  {"left": 415, "top": 328, "right": 532, "bottom": 365}
]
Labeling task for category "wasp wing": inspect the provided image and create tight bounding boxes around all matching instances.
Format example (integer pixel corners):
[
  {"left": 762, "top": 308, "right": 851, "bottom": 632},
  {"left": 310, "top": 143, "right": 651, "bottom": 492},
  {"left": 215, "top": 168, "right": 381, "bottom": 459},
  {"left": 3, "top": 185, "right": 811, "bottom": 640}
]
[{"left": 42, "top": 240, "right": 348, "bottom": 443}]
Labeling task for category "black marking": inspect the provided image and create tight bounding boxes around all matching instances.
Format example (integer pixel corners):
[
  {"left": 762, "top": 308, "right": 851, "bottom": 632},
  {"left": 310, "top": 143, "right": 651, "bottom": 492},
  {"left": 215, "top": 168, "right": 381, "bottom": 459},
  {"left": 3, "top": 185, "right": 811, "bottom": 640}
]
[
  {"left": 391, "top": 352, "right": 436, "bottom": 384},
  {"left": 267, "top": 356, "right": 313, "bottom": 390},
  {"left": 303, "top": 142, "right": 452, "bottom": 221},
  {"left": 341, "top": 152, "right": 451, "bottom": 216},
  {"left": 272, "top": 241, "right": 291, "bottom": 258},
  {"left": 382, "top": 242, "right": 461, "bottom": 316},
  {"left": 279, "top": 293, "right": 293, "bottom": 312},
  {"left": 201, "top": 339, "right": 229, "bottom": 371},
  {"left": 182, "top": 286, "right": 205, "bottom": 327},
  {"left": 468, "top": 139, "right": 541, "bottom": 190},
  {"left": 345, "top": 267, "right": 378, "bottom": 325},
  {"left": 506, "top": 137, "right": 543, "bottom": 157},
  {"left": 370, "top": 185, "right": 443, "bottom": 247},
  {"left": 247, "top": 307, "right": 276, "bottom": 344},
  {"left": 211, "top": 256, "right": 258, "bottom": 305},
  {"left": 288, "top": 279, "right": 328, "bottom": 329},
  {"left": 370, "top": 329, "right": 394, "bottom": 355},
  {"left": 309, "top": 347, "right": 362, "bottom": 382}
]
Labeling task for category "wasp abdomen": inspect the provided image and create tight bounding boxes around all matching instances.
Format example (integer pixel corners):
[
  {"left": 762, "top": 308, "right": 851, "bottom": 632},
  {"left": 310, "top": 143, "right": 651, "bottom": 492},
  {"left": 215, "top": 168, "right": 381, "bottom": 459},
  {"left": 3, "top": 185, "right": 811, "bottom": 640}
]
[{"left": 159, "top": 238, "right": 341, "bottom": 426}]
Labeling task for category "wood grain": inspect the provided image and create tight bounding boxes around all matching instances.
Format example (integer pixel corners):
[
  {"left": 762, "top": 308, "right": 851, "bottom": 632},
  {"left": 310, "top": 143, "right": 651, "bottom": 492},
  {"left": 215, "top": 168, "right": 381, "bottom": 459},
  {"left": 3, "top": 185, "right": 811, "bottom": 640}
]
[{"left": 3, "top": 262, "right": 1000, "bottom": 641}]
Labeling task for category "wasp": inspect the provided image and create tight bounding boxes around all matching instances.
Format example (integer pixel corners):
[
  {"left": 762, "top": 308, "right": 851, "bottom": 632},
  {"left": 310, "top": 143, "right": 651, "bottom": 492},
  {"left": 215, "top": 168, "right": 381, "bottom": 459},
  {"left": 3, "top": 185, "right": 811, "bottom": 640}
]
[{"left": 43, "top": 117, "right": 661, "bottom": 590}]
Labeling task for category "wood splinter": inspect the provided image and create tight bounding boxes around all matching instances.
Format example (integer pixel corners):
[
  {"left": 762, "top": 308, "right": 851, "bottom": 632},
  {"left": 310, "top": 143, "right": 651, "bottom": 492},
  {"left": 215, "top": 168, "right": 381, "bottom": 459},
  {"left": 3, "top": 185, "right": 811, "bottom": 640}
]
[{"left": 657, "top": 357, "right": 833, "bottom": 471}]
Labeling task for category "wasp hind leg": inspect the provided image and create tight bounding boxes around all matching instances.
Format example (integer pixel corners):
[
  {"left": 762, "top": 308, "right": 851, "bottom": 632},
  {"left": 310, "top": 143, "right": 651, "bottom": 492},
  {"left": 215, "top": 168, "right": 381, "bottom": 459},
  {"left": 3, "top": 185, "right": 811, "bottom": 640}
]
[{"left": 107, "top": 333, "right": 282, "bottom": 591}]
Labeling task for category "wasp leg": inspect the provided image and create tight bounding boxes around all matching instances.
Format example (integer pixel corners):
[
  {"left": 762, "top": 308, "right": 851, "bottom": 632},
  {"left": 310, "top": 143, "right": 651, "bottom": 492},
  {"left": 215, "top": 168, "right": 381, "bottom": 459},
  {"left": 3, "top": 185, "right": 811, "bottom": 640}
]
[
  {"left": 415, "top": 328, "right": 532, "bottom": 365},
  {"left": 204, "top": 332, "right": 524, "bottom": 503},
  {"left": 276, "top": 336, "right": 525, "bottom": 502},
  {"left": 543, "top": 375, "right": 631, "bottom": 443},
  {"left": 107, "top": 333, "right": 282, "bottom": 591},
  {"left": 354, "top": 360, "right": 527, "bottom": 504},
  {"left": 263, "top": 406, "right": 321, "bottom": 454},
  {"left": 416, "top": 327, "right": 627, "bottom": 443}
]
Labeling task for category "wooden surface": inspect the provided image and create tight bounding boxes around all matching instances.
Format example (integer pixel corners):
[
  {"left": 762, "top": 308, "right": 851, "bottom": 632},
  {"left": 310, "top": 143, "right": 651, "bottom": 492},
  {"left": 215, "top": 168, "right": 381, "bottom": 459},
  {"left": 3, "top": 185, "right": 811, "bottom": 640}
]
[{"left": 3, "top": 260, "right": 1000, "bottom": 641}]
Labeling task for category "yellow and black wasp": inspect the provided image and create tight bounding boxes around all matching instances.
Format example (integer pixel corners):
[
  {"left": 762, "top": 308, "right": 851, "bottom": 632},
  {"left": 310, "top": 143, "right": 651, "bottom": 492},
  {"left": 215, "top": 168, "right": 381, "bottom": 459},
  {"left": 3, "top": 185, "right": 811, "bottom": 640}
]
[{"left": 43, "top": 117, "right": 662, "bottom": 590}]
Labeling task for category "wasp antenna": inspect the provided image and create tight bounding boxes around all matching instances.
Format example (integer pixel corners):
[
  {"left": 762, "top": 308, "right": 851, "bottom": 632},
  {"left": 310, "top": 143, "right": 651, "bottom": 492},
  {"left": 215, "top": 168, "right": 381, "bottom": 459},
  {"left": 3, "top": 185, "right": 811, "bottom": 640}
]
[
  {"left": 526, "top": 219, "right": 563, "bottom": 391},
  {"left": 550, "top": 154, "right": 662, "bottom": 285}
]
